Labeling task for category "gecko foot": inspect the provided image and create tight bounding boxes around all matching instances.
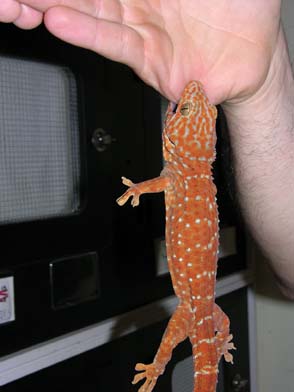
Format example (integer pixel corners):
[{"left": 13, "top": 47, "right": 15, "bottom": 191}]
[
  {"left": 116, "top": 176, "right": 141, "bottom": 207},
  {"left": 219, "top": 334, "right": 236, "bottom": 364},
  {"left": 132, "top": 362, "right": 163, "bottom": 392}
]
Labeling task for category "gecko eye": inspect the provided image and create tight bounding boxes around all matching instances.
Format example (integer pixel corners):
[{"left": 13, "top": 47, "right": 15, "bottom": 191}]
[{"left": 180, "top": 101, "right": 191, "bottom": 116}]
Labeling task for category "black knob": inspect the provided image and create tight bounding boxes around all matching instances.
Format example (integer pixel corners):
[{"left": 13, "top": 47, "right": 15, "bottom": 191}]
[
  {"left": 231, "top": 374, "right": 248, "bottom": 391},
  {"left": 92, "top": 128, "right": 116, "bottom": 152}
]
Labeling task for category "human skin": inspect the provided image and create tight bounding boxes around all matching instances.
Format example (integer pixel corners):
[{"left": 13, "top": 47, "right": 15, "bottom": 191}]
[{"left": 1, "top": 0, "right": 294, "bottom": 297}]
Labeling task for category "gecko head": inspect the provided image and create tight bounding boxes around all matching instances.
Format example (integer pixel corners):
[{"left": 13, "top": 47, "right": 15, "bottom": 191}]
[{"left": 163, "top": 81, "right": 218, "bottom": 167}]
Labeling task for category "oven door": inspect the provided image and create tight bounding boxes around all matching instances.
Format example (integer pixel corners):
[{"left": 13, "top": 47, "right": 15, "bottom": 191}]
[
  {"left": 0, "top": 288, "right": 251, "bottom": 392},
  {"left": 0, "top": 23, "right": 166, "bottom": 355}
]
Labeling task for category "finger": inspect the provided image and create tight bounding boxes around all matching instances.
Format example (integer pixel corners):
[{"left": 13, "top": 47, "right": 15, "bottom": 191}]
[
  {"left": 14, "top": 4, "right": 43, "bottom": 29},
  {"left": 0, "top": 0, "right": 21, "bottom": 22},
  {"left": 132, "top": 372, "right": 146, "bottom": 385},
  {"left": 135, "top": 363, "right": 148, "bottom": 371},
  {"left": 0, "top": 0, "right": 42, "bottom": 28},
  {"left": 18, "top": 0, "right": 123, "bottom": 22},
  {"left": 138, "top": 380, "right": 151, "bottom": 392},
  {"left": 121, "top": 177, "right": 134, "bottom": 187},
  {"left": 44, "top": 6, "right": 144, "bottom": 72},
  {"left": 116, "top": 192, "right": 131, "bottom": 206},
  {"left": 16, "top": 0, "right": 95, "bottom": 13},
  {"left": 148, "top": 379, "right": 157, "bottom": 392},
  {"left": 131, "top": 196, "right": 140, "bottom": 207}
]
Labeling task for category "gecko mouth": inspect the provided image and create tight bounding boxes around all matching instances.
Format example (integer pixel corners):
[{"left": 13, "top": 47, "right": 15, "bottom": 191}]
[{"left": 168, "top": 138, "right": 175, "bottom": 147}]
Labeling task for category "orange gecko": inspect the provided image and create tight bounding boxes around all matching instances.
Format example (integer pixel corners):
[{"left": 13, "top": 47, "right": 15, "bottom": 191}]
[{"left": 117, "top": 81, "right": 235, "bottom": 392}]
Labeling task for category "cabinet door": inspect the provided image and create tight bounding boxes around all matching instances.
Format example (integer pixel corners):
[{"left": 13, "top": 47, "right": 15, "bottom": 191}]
[{"left": 2, "top": 288, "right": 250, "bottom": 392}]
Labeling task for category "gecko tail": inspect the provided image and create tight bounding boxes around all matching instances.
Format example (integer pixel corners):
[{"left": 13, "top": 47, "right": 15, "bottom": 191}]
[{"left": 189, "top": 310, "right": 219, "bottom": 392}]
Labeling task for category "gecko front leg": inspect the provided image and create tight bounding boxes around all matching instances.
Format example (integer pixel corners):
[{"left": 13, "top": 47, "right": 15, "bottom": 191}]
[
  {"left": 116, "top": 175, "right": 171, "bottom": 207},
  {"left": 116, "top": 177, "right": 141, "bottom": 207}
]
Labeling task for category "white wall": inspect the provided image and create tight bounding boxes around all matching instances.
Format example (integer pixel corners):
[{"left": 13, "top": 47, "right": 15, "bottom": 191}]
[
  {"left": 254, "top": 3, "right": 294, "bottom": 391},
  {"left": 282, "top": 0, "right": 294, "bottom": 59},
  {"left": 254, "top": 252, "right": 294, "bottom": 392}
]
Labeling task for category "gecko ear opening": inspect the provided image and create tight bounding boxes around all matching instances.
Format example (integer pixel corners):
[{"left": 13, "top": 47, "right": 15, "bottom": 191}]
[{"left": 209, "top": 105, "right": 218, "bottom": 119}]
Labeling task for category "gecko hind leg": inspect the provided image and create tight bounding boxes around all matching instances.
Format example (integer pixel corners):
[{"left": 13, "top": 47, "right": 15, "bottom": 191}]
[
  {"left": 132, "top": 302, "right": 191, "bottom": 392},
  {"left": 213, "top": 303, "right": 236, "bottom": 364}
]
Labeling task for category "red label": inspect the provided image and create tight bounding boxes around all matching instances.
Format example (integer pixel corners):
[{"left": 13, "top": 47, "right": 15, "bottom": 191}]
[{"left": 0, "top": 288, "right": 8, "bottom": 302}]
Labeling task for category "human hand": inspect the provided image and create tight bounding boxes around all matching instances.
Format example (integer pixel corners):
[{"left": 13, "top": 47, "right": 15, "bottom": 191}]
[{"left": 4, "top": 0, "right": 281, "bottom": 104}]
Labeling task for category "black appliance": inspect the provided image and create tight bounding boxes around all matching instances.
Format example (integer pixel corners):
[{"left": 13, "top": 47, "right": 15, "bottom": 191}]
[{"left": 0, "top": 22, "right": 250, "bottom": 391}]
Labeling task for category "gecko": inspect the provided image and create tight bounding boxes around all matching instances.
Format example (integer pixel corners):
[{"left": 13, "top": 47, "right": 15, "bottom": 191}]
[{"left": 116, "top": 80, "right": 235, "bottom": 392}]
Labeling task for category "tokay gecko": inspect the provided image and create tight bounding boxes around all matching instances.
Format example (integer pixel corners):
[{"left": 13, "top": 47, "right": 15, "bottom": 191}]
[{"left": 117, "top": 81, "right": 235, "bottom": 392}]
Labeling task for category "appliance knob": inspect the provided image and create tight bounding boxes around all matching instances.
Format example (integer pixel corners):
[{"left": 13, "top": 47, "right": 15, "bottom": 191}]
[
  {"left": 231, "top": 374, "right": 249, "bottom": 391},
  {"left": 92, "top": 128, "right": 116, "bottom": 152}
]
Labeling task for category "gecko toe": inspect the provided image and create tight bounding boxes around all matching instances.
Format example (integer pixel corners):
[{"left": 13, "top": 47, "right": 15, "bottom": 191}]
[
  {"left": 121, "top": 176, "right": 134, "bottom": 186},
  {"left": 132, "top": 363, "right": 161, "bottom": 392}
]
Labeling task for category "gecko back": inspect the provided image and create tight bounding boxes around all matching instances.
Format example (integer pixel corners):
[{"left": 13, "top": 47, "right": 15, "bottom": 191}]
[{"left": 117, "top": 81, "right": 235, "bottom": 392}]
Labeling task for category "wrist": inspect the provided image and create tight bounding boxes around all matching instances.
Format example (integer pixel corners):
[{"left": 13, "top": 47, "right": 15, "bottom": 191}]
[
  {"left": 220, "top": 26, "right": 294, "bottom": 288},
  {"left": 221, "top": 26, "right": 294, "bottom": 171},
  {"left": 222, "top": 27, "right": 294, "bottom": 136}
]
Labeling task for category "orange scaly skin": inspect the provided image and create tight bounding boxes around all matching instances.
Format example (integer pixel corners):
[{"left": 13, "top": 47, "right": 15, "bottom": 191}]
[{"left": 117, "top": 81, "right": 235, "bottom": 392}]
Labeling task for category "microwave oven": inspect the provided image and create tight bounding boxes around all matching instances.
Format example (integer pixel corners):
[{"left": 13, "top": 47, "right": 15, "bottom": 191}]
[{"left": 0, "top": 22, "right": 247, "bottom": 358}]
